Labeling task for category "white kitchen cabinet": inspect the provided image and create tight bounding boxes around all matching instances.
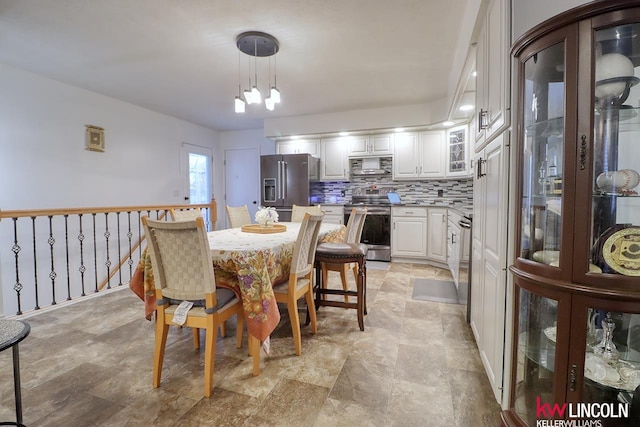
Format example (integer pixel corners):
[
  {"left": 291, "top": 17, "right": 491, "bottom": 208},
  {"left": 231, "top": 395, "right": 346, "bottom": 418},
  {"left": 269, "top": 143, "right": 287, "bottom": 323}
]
[
  {"left": 321, "top": 205, "right": 344, "bottom": 225},
  {"left": 320, "top": 138, "right": 349, "bottom": 181},
  {"left": 347, "top": 133, "right": 393, "bottom": 157},
  {"left": 392, "top": 132, "right": 420, "bottom": 179},
  {"left": 474, "top": 0, "right": 510, "bottom": 152},
  {"left": 392, "top": 131, "right": 446, "bottom": 180},
  {"left": 447, "top": 215, "right": 462, "bottom": 284},
  {"left": 276, "top": 139, "right": 320, "bottom": 157},
  {"left": 391, "top": 207, "right": 427, "bottom": 258},
  {"left": 445, "top": 125, "right": 471, "bottom": 177},
  {"left": 427, "top": 208, "right": 447, "bottom": 262},
  {"left": 470, "top": 132, "right": 510, "bottom": 404}
]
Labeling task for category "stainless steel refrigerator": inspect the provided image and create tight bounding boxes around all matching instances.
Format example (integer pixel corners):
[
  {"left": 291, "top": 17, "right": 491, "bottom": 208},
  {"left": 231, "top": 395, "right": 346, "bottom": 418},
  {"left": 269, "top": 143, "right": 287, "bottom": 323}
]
[{"left": 260, "top": 153, "right": 319, "bottom": 221}]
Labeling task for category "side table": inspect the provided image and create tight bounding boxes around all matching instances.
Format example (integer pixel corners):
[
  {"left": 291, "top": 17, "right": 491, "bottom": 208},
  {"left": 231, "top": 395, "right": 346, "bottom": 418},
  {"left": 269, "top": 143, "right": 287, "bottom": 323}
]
[{"left": 0, "top": 320, "right": 30, "bottom": 427}]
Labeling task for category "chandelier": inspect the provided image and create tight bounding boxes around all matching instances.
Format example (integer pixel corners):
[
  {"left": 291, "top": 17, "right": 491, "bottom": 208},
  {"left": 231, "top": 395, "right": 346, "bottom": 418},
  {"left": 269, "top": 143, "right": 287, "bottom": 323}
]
[{"left": 235, "top": 31, "right": 280, "bottom": 113}]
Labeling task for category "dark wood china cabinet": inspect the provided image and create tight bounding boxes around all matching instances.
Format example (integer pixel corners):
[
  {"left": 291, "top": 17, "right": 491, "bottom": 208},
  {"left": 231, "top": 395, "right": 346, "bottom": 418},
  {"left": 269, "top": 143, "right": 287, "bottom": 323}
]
[{"left": 504, "top": 1, "right": 640, "bottom": 426}]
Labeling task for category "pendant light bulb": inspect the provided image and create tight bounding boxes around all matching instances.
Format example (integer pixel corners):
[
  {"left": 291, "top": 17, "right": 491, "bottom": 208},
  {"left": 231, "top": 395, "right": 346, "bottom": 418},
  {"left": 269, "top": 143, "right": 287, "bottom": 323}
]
[
  {"left": 270, "top": 86, "right": 281, "bottom": 103},
  {"left": 243, "top": 88, "right": 253, "bottom": 104},
  {"left": 251, "top": 86, "right": 261, "bottom": 104},
  {"left": 235, "top": 96, "right": 245, "bottom": 113},
  {"left": 265, "top": 96, "right": 275, "bottom": 111}
]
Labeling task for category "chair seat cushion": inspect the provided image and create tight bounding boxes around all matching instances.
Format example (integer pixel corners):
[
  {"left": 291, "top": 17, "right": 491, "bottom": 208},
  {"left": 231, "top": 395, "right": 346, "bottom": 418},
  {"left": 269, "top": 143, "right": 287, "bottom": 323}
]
[
  {"left": 162, "top": 288, "right": 238, "bottom": 317},
  {"left": 316, "top": 242, "right": 368, "bottom": 256}
]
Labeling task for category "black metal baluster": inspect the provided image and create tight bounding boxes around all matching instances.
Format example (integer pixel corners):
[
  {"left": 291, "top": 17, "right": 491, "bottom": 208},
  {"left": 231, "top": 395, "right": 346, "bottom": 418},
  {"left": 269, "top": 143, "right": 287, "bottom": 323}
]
[
  {"left": 47, "top": 215, "right": 57, "bottom": 305},
  {"left": 78, "top": 214, "right": 86, "bottom": 296},
  {"left": 116, "top": 212, "right": 122, "bottom": 286},
  {"left": 31, "top": 217, "right": 40, "bottom": 310},
  {"left": 104, "top": 213, "right": 111, "bottom": 290},
  {"left": 138, "top": 212, "right": 143, "bottom": 258},
  {"left": 11, "top": 218, "right": 23, "bottom": 315},
  {"left": 92, "top": 213, "right": 98, "bottom": 293},
  {"left": 127, "top": 212, "right": 134, "bottom": 279},
  {"left": 64, "top": 215, "right": 71, "bottom": 301}
]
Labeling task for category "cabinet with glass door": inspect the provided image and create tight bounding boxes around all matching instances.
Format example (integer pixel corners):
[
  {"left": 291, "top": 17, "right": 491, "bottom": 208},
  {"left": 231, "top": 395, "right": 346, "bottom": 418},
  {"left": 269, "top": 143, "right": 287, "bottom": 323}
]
[{"left": 504, "top": 2, "right": 640, "bottom": 426}]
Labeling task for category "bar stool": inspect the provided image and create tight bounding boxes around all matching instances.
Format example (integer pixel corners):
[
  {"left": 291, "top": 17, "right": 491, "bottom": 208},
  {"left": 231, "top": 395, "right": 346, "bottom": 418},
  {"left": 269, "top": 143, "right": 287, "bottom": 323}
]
[
  {"left": 314, "top": 242, "right": 368, "bottom": 330},
  {"left": 0, "top": 319, "right": 30, "bottom": 427}
]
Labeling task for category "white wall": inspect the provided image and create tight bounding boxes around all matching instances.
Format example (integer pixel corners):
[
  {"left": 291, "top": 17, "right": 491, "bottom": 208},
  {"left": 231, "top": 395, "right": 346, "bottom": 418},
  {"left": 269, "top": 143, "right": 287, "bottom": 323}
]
[
  {"left": 0, "top": 63, "right": 219, "bottom": 209},
  {"left": 0, "top": 63, "right": 219, "bottom": 316},
  {"left": 215, "top": 129, "right": 275, "bottom": 224},
  {"left": 263, "top": 100, "right": 447, "bottom": 138},
  {"left": 512, "top": 0, "right": 592, "bottom": 41}
]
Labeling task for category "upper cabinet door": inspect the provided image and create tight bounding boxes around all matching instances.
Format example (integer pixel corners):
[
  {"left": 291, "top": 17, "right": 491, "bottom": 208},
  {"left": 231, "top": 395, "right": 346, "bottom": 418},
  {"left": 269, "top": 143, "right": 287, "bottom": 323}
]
[
  {"left": 419, "top": 130, "right": 446, "bottom": 178},
  {"left": 446, "top": 125, "right": 470, "bottom": 177},
  {"left": 320, "top": 138, "right": 349, "bottom": 181},
  {"left": 347, "top": 134, "right": 393, "bottom": 157},
  {"left": 276, "top": 139, "right": 320, "bottom": 157},
  {"left": 369, "top": 134, "right": 393, "bottom": 156},
  {"left": 346, "top": 136, "right": 370, "bottom": 157},
  {"left": 475, "top": 0, "right": 510, "bottom": 152},
  {"left": 392, "top": 132, "right": 420, "bottom": 179}
]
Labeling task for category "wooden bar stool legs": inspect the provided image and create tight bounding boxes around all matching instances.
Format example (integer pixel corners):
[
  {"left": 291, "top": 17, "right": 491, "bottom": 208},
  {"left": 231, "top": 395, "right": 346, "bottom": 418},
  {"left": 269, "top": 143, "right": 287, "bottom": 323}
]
[{"left": 314, "top": 242, "right": 368, "bottom": 331}]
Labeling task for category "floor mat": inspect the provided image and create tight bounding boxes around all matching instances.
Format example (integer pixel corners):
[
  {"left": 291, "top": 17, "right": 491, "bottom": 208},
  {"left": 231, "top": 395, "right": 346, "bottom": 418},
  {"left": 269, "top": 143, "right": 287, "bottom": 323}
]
[
  {"left": 366, "top": 261, "right": 390, "bottom": 271},
  {"left": 411, "top": 278, "right": 459, "bottom": 304}
]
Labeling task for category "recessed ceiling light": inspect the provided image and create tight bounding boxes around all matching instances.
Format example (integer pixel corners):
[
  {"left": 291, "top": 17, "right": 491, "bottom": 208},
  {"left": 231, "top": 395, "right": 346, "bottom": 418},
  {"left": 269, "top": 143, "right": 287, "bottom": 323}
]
[
  {"left": 442, "top": 121, "right": 454, "bottom": 127},
  {"left": 394, "top": 128, "right": 405, "bottom": 133},
  {"left": 339, "top": 132, "right": 349, "bottom": 136},
  {"left": 459, "top": 105, "right": 474, "bottom": 111},
  {"left": 472, "top": 71, "right": 477, "bottom": 77}
]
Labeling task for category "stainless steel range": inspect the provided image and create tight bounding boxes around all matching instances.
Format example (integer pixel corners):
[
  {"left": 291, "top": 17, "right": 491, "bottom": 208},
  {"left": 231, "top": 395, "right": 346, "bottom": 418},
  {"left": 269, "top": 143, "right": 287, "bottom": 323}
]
[{"left": 344, "top": 187, "right": 393, "bottom": 262}]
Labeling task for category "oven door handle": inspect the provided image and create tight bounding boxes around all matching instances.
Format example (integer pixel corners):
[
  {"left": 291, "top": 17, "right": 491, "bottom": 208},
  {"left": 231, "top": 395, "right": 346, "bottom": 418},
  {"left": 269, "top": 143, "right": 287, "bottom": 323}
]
[
  {"left": 459, "top": 220, "right": 471, "bottom": 229},
  {"left": 363, "top": 208, "right": 391, "bottom": 215}
]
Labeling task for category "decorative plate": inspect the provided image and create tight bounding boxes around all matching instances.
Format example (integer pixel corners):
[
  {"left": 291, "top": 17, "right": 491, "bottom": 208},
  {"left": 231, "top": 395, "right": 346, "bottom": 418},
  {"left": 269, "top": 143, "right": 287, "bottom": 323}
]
[{"left": 602, "top": 227, "right": 640, "bottom": 276}]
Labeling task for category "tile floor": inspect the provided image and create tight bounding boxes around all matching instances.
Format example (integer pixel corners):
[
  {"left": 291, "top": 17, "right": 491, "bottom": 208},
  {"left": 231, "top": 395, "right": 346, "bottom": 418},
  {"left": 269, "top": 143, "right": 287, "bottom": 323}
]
[{"left": 0, "top": 262, "right": 502, "bottom": 426}]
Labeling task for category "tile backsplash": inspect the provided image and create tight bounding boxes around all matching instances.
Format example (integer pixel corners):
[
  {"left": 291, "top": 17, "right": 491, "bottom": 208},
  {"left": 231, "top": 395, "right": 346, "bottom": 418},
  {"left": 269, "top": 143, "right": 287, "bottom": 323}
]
[{"left": 311, "top": 157, "right": 473, "bottom": 207}]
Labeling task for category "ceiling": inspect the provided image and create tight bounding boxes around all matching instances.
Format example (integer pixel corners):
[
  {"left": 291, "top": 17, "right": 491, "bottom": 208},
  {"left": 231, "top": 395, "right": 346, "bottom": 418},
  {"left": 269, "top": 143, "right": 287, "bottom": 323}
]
[{"left": 0, "top": 0, "right": 474, "bottom": 132}]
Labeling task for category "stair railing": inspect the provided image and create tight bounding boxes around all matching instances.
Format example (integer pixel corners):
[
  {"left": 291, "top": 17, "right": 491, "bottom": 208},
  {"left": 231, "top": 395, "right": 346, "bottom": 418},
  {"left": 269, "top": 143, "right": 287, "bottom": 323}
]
[{"left": 0, "top": 200, "right": 217, "bottom": 316}]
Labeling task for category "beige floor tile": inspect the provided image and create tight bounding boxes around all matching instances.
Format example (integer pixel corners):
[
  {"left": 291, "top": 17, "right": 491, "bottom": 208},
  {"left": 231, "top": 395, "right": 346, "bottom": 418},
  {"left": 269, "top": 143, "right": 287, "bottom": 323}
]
[{"left": 2, "top": 263, "right": 502, "bottom": 426}]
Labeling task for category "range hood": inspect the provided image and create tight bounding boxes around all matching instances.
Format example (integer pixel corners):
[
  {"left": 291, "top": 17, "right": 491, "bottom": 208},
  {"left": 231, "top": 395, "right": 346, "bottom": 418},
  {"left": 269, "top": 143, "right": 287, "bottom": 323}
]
[{"left": 351, "top": 158, "right": 390, "bottom": 176}]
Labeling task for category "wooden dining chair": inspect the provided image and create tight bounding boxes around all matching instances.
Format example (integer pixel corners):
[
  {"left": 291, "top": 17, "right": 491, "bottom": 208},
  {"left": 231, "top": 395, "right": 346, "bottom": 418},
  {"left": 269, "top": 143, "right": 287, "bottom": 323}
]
[
  {"left": 141, "top": 216, "right": 253, "bottom": 397},
  {"left": 291, "top": 204, "right": 322, "bottom": 222},
  {"left": 320, "top": 208, "right": 368, "bottom": 302},
  {"left": 272, "top": 213, "right": 324, "bottom": 355},
  {"left": 226, "top": 205, "right": 252, "bottom": 228},
  {"left": 169, "top": 207, "right": 202, "bottom": 221}
]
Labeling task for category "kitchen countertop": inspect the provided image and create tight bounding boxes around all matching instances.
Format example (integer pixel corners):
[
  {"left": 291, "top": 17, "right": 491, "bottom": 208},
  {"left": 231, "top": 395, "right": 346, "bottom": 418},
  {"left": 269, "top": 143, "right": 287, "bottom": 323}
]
[{"left": 320, "top": 202, "right": 473, "bottom": 217}]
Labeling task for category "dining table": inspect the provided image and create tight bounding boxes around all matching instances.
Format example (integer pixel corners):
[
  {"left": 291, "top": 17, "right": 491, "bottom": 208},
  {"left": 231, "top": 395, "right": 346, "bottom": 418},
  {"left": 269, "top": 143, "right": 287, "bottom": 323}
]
[{"left": 130, "top": 221, "right": 345, "bottom": 351}]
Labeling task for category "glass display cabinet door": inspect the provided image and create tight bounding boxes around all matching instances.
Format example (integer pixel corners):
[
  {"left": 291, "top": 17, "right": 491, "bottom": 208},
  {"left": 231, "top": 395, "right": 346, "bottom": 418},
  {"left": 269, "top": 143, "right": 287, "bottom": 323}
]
[
  {"left": 519, "top": 42, "right": 566, "bottom": 269},
  {"left": 589, "top": 23, "right": 640, "bottom": 279},
  {"left": 582, "top": 307, "right": 640, "bottom": 426},
  {"left": 513, "top": 286, "right": 561, "bottom": 426}
]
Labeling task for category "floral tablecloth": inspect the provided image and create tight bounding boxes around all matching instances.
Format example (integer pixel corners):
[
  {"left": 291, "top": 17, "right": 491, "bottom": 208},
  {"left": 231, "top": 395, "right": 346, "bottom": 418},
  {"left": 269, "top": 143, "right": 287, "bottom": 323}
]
[{"left": 130, "top": 222, "right": 345, "bottom": 342}]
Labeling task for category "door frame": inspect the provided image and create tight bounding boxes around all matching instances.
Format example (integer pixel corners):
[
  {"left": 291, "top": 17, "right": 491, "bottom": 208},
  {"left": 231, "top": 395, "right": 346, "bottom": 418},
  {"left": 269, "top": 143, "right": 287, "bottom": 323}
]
[{"left": 181, "top": 142, "right": 213, "bottom": 205}]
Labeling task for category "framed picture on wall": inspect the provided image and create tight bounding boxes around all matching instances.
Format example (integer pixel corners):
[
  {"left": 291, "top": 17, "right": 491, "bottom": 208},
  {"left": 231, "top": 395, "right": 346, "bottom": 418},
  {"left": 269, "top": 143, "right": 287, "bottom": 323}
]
[{"left": 85, "top": 125, "right": 105, "bottom": 152}]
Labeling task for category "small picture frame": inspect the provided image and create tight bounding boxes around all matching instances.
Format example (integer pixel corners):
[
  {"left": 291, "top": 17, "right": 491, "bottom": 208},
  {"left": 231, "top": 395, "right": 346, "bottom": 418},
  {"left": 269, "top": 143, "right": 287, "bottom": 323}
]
[{"left": 85, "top": 125, "right": 105, "bottom": 152}]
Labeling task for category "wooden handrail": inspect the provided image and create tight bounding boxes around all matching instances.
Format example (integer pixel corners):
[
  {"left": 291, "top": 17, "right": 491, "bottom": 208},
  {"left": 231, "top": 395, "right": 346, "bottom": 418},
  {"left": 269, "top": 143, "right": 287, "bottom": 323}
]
[{"left": 0, "top": 202, "right": 217, "bottom": 220}]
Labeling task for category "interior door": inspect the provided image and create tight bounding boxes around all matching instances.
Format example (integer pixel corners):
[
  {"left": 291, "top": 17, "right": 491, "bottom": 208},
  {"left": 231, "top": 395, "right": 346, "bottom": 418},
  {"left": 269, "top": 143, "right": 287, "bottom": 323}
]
[
  {"left": 181, "top": 143, "right": 212, "bottom": 205},
  {"left": 225, "top": 148, "right": 260, "bottom": 228}
]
